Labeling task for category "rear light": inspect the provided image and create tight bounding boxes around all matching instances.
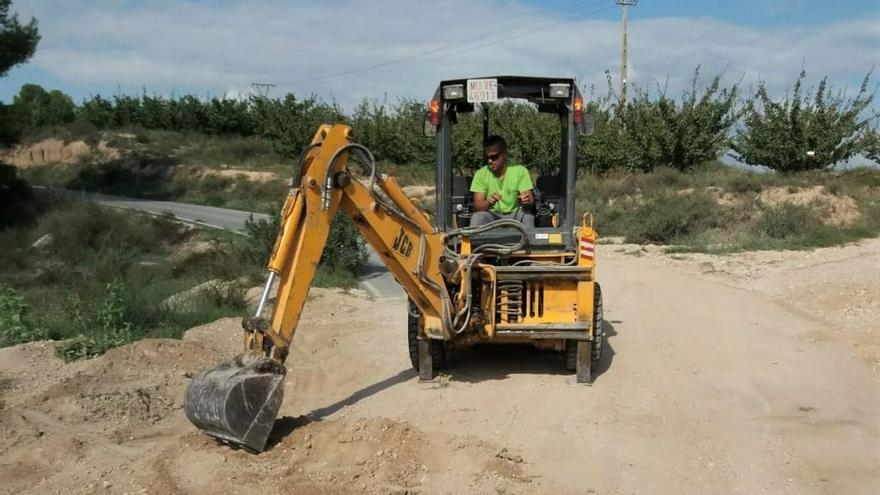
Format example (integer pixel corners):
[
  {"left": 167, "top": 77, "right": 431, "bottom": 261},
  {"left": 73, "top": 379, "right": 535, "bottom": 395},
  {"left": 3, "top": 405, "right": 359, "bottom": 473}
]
[
  {"left": 430, "top": 99, "right": 441, "bottom": 126},
  {"left": 573, "top": 96, "right": 584, "bottom": 125}
]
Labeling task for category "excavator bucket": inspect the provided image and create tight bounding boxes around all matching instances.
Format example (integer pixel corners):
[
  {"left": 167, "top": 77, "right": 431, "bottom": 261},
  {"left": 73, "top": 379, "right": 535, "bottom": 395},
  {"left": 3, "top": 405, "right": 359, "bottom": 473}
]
[{"left": 183, "top": 353, "right": 286, "bottom": 453}]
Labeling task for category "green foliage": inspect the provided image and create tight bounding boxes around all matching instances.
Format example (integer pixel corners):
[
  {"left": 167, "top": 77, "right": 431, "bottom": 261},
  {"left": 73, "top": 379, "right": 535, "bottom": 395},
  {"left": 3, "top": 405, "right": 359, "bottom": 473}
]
[
  {"left": 863, "top": 125, "right": 880, "bottom": 163},
  {"left": 0, "top": 0, "right": 40, "bottom": 77},
  {"left": 350, "top": 97, "right": 433, "bottom": 165},
  {"left": 0, "top": 284, "right": 46, "bottom": 346},
  {"left": 242, "top": 210, "right": 281, "bottom": 266},
  {"left": 733, "top": 71, "right": 876, "bottom": 172},
  {"left": 74, "top": 92, "right": 259, "bottom": 135},
  {"left": 57, "top": 281, "right": 136, "bottom": 360},
  {"left": 0, "top": 102, "right": 19, "bottom": 145},
  {"left": 580, "top": 69, "right": 741, "bottom": 173},
  {"left": 618, "top": 192, "right": 722, "bottom": 244},
  {"left": 0, "top": 196, "right": 256, "bottom": 357},
  {"left": 12, "top": 83, "right": 76, "bottom": 130},
  {"left": 760, "top": 203, "right": 820, "bottom": 239},
  {"left": 0, "top": 163, "right": 42, "bottom": 229},
  {"left": 242, "top": 209, "right": 366, "bottom": 276},
  {"left": 322, "top": 215, "right": 367, "bottom": 273},
  {"left": 39, "top": 201, "right": 165, "bottom": 263},
  {"left": 576, "top": 165, "right": 880, "bottom": 252},
  {"left": 447, "top": 100, "right": 564, "bottom": 173},
  {"left": 251, "top": 94, "right": 344, "bottom": 157}
]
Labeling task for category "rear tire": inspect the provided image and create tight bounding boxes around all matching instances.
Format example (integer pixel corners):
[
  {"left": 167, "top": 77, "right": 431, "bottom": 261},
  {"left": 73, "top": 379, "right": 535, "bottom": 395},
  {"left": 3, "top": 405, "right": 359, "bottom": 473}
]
[
  {"left": 565, "top": 283, "right": 604, "bottom": 372},
  {"left": 407, "top": 299, "right": 445, "bottom": 372}
]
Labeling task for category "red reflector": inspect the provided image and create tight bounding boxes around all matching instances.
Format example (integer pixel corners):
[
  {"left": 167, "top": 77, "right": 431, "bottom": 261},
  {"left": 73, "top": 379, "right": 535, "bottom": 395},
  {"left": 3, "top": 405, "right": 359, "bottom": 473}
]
[
  {"left": 430, "top": 99, "right": 441, "bottom": 126},
  {"left": 574, "top": 96, "right": 584, "bottom": 124}
]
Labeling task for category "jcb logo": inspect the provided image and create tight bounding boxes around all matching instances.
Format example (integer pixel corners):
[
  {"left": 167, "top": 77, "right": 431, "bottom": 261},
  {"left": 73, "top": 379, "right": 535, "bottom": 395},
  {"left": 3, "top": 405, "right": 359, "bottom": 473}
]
[{"left": 392, "top": 228, "right": 413, "bottom": 258}]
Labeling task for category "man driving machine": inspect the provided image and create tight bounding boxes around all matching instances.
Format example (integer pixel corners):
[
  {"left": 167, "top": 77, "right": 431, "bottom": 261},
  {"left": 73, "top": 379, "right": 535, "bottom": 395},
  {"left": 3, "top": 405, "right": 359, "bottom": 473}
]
[{"left": 469, "top": 135, "right": 535, "bottom": 228}]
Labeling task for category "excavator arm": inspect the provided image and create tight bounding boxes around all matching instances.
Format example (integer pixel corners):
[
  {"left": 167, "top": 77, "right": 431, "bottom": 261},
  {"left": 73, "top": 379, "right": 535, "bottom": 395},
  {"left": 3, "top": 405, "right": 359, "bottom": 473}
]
[{"left": 183, "top": 124, "right": 452, "bottom": 452}]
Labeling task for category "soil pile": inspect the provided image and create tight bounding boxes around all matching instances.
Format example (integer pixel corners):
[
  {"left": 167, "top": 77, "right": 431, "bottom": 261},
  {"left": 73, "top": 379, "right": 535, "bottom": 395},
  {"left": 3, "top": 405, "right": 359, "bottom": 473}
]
[
  {"left": 2, "top": 138, "right": 121, "bottom": 168},
  {"left": 2, "top": 251, "right": 879, "bottom": 494},
  {"left": 0, "top": 289, "right": 536, "bottom": 495}
]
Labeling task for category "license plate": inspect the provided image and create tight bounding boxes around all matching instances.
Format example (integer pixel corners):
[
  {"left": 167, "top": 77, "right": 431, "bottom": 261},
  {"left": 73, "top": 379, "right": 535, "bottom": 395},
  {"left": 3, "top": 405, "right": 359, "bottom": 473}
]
[{"left": 467, "top": 78, "right": 498, "bottom": 103}]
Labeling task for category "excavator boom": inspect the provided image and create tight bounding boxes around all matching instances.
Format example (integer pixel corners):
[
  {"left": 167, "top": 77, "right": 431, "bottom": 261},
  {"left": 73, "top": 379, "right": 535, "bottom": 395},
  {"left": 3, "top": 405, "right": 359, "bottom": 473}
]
[{"left": 183, "top": 124, "right": 448, "bottom": 452}]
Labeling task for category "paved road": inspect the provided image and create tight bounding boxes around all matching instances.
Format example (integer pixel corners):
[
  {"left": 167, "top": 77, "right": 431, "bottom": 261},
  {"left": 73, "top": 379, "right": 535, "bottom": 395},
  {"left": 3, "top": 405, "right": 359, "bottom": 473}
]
[{"left": 79, "top": 191, "right": 403, "bottom": 298}]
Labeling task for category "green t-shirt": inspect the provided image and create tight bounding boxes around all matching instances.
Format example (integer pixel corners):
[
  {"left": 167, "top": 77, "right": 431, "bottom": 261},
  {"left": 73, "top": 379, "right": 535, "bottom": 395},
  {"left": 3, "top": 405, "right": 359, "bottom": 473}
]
[{"left": 470, "top": 164, "right": 533, "bottom": 214}]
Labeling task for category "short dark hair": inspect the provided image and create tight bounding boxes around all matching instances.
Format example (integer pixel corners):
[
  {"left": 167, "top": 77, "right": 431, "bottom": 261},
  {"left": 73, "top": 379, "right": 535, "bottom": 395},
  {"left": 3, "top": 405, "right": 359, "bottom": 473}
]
[{"left": 483, "top": 135, "right": 507, "bottom": 153}]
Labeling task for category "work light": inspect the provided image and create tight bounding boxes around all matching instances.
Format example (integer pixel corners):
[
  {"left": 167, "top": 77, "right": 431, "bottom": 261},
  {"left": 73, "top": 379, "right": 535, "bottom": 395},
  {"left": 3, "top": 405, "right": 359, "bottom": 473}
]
[
  {"left": 549, "top": 83, "right": 570, "bottom": 98},
  {"left": 442, "top": 84, "right": 464, "bottom": 100}
]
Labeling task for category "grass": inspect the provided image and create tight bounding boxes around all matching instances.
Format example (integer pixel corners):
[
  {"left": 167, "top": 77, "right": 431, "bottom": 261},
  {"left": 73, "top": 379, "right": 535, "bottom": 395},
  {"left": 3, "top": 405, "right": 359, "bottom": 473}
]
[
  {"left": 0, "top": 194, "right": 261, "bottom": 359},
  {"left": 576, "top": 164, "right": 880, "bottom": 252}
]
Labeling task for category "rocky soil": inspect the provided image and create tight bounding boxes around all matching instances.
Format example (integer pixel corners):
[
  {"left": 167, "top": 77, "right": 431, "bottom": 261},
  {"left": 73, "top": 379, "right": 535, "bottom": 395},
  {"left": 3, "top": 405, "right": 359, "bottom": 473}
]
[{"left": 1, "top": 240, "right": 879, "bottom": 494}]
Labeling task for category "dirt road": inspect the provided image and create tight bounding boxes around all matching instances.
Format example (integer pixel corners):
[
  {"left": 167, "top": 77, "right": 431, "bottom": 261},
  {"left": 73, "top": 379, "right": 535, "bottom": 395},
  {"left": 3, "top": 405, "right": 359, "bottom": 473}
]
[{"left": 1, "top": 242, "right": 878, "bottom": 494}]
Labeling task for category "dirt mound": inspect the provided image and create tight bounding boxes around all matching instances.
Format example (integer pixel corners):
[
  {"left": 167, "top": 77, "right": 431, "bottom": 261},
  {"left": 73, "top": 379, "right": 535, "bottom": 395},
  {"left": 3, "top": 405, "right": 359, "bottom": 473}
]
[
  {"left": 1, "top": 138, "right": 121, "bottom": 168},
  {"left": 2, "top": 276, "right": 877, "bottom": 494},
  {"left": 401, "top": 185, "right": 434, "bottom": 202},
  {"left": 172, "top": 165, "right": 280, "bottom": 184},
  {"left": 759, "top": 185, "right": 860, "bottom": 225},
  {"left": 0, "top": 293, "right": 537, "bottom": 495},
  {"left": 149, "top": 417, "right": 529, "bottom": 495}
]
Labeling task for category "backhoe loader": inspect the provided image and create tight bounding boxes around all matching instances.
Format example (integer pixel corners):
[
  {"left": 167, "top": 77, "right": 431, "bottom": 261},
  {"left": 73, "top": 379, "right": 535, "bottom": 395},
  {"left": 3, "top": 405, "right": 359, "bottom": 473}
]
[{"left": 184, "top": 76, "right": 603, "bottom": 452}]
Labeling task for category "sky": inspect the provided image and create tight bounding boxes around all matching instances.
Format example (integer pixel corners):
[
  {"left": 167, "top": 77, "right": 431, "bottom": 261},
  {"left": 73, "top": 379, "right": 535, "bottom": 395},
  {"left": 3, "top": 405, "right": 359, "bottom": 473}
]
[{"left": 1, "top": 0, "right": 878, "bottom": 109}]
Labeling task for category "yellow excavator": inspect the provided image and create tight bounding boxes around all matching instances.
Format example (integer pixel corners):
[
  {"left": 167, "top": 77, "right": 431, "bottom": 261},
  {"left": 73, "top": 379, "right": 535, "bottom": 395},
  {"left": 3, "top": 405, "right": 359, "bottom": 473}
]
[{"left": 184, "top": 76, "right": 603, "bottom": 452}]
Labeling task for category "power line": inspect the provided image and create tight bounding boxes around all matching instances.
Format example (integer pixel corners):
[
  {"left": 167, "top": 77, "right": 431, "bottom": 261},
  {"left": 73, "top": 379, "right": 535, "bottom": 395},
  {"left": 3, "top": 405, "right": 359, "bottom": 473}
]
[
  {"left": 279, "top": 0, "right": 608, "bottom": 87},
  {"left": 321, "top": 0, "right": 617, "bottom": 84},
  {"left": 421, "top": 2, "right": 617, "bottom": 64}
]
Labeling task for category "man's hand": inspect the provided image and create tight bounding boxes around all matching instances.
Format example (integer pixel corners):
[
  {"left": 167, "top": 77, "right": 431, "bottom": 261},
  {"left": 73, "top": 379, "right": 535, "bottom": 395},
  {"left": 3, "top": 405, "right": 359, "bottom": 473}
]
[
  {"left": 518, "top": 190, "right": 533, "bottom": 206},
  {"left": 489, "top": 192, "right": 502, "bottom": 206}
]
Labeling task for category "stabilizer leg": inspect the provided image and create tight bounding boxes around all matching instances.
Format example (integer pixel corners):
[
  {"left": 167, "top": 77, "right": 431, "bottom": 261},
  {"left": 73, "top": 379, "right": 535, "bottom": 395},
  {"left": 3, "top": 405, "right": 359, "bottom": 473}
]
[
  {"left": 418, "top": 339, "right": 434, "bottom": 382},
  {"left": 576, "top": 340, "right": 593, "bottom": 385}
]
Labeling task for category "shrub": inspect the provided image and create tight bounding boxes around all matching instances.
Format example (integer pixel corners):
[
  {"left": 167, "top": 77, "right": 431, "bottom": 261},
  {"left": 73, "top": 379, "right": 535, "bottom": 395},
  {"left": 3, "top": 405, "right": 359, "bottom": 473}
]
[
  {"left": 0, "top": 284, "right": 46, "bottom": 347},
  {"left": 620, "top": 192, "right": 721, "bottom": 244},
  {"left": 322, "top": 215, "right": 367, "bottom": 273},
  {"left": 241, "top": 208, "right": 366, "bottom": 275},
  {"left": 56, "top": 281, "right": 136, "bottom": 360},
  {"left": 0, "top": 163, "right": 42, "bottom": 230},
  {"left": 760, "top": 203, "right": 820, "bottom": 239},
  {"left": 242, "top": 209, "right": 281, "bottom": 266},
  {"left": 38, "top": 201, "right": 165, "bottom": 263},
  {"left": 200, "top": 280, "right": 248, "bottom": 309}
]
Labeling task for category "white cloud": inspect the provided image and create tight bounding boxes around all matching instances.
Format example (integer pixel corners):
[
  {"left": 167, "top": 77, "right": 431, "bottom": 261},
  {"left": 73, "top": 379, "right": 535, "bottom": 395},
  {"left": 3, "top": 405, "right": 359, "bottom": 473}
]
[{"left": 12, "top": 0, "right": 880, "bottom": 107}]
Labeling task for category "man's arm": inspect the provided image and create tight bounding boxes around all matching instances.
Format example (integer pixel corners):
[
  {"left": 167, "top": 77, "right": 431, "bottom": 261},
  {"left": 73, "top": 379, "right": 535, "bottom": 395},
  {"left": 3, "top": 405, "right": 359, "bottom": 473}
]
[
  {"left": 470, "top": 170, "right": 499, "bottom": 212},
  {"left": 473, "top": 191, "right": 502, "bottom": 212},
  {"left": 517, "top": 167, "right": 534, "bottom": 206}
]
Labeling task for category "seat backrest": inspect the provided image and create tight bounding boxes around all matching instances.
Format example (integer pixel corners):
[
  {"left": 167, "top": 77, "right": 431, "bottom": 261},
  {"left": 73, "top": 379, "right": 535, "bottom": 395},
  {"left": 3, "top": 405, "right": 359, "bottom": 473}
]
[
  {"left": 535, "top": 174, "right": 564, "bottom": 199},
  {"left": 451, "top": 175, "right": 472, "bottom": 209}
]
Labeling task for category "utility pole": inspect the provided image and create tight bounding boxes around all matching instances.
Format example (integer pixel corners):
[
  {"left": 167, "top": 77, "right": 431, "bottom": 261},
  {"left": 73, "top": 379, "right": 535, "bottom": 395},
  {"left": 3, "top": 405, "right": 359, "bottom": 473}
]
[
  {"left": 615, "top": 0, "right": 638, "bottom": 107},
  {"left": 250, "top": 83, "right": 276, "bottom": 98}
]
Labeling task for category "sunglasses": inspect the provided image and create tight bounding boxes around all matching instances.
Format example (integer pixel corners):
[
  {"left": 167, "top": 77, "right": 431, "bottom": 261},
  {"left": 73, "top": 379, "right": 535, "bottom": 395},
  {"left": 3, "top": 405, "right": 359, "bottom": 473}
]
[{"left": 486, "top": 153, "right": 502, "bottom": 162}]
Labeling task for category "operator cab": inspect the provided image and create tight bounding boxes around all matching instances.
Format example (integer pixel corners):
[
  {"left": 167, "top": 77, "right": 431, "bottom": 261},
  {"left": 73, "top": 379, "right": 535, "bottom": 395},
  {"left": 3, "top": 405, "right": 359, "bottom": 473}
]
[{"left": 426, "top": 76, "right": 592, "bottom": 251}]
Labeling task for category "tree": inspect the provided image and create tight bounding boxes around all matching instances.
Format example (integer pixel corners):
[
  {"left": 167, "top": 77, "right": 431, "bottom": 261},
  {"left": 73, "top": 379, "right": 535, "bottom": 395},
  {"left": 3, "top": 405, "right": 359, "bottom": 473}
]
[
  {"left": 0, "top": 0, "right": 40, "bottom": 77},
  {"left": 252, "top": 93, "right": 345, "bottom": 157},
  {"left": 863, "top": 124, "right": 880, "bottom": 163},
  {"left": 732, "top": 71, "right": 875, "bottom": 172},
  {"left": 12, "top": 83, "right": 75, "bottom": 129},
  {"left": 579, "top": 69, "right": 741, "bottom": 173}
]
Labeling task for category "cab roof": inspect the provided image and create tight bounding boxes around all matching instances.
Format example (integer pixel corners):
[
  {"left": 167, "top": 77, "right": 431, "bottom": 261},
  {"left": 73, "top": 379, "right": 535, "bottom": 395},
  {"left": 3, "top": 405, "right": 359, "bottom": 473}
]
[{"left": 437, "top": 75, "right": 578, "bottom": 101}]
